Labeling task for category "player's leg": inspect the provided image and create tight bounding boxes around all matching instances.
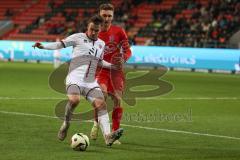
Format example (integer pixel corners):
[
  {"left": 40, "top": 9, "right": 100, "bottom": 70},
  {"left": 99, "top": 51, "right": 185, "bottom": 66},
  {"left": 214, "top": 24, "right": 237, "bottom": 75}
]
[
  {"left": 90, "top": 71, "right": 109, "bottom": 140},
  {"left": 93, "top": 97, "right": 110, "bottom": 137},
  {"left": 111, "top": 73, "right": 124, "bottom": 131},
  {"left": 111, "top": 90, "right": 123, "bottom": 131},
  {"left": 87, "top": 87, "right": 110, "bottom": 139},
  {"left": 110, "top": 90, "right": 123, "bottom": 145},
  {"left": 87, "top": 87, "right": 123, "bottom": 146},
  {"left": 58, "top": 85, "right": 80, "bottom": 141},
  {"left": 90, "top": 83, "right": 108, "bottom": 140},
  {"left": 110, "top": 74, "right": 125, "bottom": 144}
]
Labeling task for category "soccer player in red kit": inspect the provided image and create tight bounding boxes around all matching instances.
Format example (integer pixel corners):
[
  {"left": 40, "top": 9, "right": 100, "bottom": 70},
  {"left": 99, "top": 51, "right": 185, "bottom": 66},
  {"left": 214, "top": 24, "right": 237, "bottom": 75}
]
[{"left": 90, "top": 3, "right": 132, "bottom": 144}]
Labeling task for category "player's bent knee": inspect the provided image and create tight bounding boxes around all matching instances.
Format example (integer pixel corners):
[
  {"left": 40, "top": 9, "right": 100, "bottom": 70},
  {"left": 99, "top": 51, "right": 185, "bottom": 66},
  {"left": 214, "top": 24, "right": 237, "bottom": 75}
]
[
  {"left": 94, "top": 98, "right": 106, "bottom": 110},
  {"left": 114, "top": 95, "right": 121, "bottom": 101},
  {"left": 68, "top": 95, "right": 80, "bottom": 106},
  {"left": 112, "top": 94, "right": 121, "bottom": 103},
  {"left": 113, "top": 91, "right": 122, "bottom": 100}
]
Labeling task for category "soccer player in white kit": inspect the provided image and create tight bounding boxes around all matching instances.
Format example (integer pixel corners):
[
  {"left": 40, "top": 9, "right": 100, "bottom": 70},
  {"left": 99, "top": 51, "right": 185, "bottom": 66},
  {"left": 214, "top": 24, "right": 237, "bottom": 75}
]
[{"left": 32, "top": 15, "right": 123, "bottom": 146}]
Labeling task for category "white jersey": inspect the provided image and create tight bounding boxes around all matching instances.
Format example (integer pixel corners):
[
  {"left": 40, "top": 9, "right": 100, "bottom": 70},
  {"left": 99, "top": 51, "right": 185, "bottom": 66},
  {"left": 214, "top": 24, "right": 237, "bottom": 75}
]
[{"left": 61, "top": 33, "right": 105, "bottom": 85}]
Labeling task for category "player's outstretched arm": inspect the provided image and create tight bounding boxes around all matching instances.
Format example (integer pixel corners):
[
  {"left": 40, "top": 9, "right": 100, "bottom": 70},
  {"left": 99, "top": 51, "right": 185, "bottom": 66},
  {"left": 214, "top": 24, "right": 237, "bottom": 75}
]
[
  {"left": 32, "top": 42, "right": 64, "bottom": 50},
  {"left": 98, "top": 59, "right": 121, "bottom": 70}
]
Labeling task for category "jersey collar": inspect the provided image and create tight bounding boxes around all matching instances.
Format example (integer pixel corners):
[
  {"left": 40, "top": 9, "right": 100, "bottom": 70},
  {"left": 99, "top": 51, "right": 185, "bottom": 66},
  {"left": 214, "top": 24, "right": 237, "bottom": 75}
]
[{"left": 85, "top": 32, "right": 97, "bottom": 42}]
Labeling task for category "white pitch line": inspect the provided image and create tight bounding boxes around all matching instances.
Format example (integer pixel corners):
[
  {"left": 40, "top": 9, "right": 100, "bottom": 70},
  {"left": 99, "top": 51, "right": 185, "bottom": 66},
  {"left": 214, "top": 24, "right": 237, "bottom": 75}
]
[
  {"left": 0, "top": 110, "right": 240, "bottom": 141},
  {"left": 0, "top": 110, "right": 59, "bottom": 119},
  {"left": 120, "top": 124, "right": 240, "bottom": 141},
  {"left": 138, "top": 97, "right": 240, "bottom": 100},
  {"left": 0, "top": 97, "right": 240, "bottom": 100},
  {"left": 0, "top": 97, "right": 65, "bottom": 100},
  {"left": 0, "top": 110, "right": 91, "bottom": 122}
]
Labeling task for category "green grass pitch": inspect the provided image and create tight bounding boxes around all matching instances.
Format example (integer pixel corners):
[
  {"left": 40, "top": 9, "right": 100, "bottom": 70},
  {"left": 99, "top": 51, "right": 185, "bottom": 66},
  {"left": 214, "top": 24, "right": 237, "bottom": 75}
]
[{"left": 0, "top": 62, "right": 240, "bottom": 160}]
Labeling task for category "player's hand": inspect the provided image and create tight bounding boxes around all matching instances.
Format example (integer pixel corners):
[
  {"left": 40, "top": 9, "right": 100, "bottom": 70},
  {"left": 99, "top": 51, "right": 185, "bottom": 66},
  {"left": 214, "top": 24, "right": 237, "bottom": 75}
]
[
  {"left": 112, "top": 56, "right": 124, "bottom": 70},
  {"left": 32, "top": 42, "right": 43, "bottom": 49},
  {"left": 113, "top": 56, "right": 124, "bottom": 65},
  {"left": 111, "top": 64, "right": 122, "bottom": 70}
]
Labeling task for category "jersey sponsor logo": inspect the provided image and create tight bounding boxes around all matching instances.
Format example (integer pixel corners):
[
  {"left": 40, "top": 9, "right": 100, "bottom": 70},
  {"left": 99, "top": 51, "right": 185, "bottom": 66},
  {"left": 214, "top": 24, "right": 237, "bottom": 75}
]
[
  {"left": 103, "top": 42, "right": 118, "bottom": 54},
  {"left": 103, "top": 40, "right": 130, "bottom": 55},
  {"left": 103, "top": 35, "right": 118, "bottom": 54}
]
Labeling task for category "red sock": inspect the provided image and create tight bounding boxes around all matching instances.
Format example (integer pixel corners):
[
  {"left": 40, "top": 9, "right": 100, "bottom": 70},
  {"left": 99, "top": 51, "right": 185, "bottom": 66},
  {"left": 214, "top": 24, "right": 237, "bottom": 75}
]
[{"left": 112, "top": 107, "right": 123, "bottom": 131}]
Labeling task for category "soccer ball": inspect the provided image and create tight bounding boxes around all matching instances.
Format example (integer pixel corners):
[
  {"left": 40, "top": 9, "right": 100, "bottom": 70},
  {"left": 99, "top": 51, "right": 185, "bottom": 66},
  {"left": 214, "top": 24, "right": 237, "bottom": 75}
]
[{"left": 70, "top": 133, "right": 90, "bottom": 151}]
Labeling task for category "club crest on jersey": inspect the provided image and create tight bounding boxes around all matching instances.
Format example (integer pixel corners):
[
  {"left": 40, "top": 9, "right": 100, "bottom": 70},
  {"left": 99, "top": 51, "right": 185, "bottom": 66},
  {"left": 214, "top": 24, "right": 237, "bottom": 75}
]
[
  {"left": 84, "top": 39, "right": 88, "bottom": 43},
  {"left": 109, "top": 35, "right": 115, "bottom": 42},
  {"left": 99, "top": 44, "right": 102, "bottom": 49}
]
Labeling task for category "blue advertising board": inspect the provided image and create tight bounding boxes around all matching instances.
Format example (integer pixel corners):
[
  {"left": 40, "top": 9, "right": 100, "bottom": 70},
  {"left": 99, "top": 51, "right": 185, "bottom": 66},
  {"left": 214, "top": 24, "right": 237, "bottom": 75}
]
[
  {"left": 0, "top": 40, "right": 240, "bottom": 71},
  {"left": 0, "top": 40, "right": 71, "bottom": 62},
  {"left": 129, "top": 46, "right": 240, "bottom": 71}
]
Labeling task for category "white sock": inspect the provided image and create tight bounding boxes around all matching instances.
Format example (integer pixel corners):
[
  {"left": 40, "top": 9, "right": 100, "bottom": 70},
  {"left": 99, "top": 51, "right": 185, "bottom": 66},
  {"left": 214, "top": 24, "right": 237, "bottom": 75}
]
[
  {"left": 93, "top": 120, "right": 98, "bottom": 127},
  {"left": 97, "top": 109, "right": 110, "bottom": 137}
]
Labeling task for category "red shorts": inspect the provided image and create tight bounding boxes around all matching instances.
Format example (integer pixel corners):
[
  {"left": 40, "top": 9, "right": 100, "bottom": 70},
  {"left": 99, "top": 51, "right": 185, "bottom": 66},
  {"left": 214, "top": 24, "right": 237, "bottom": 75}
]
[{"left": 97, "top": 69, "right": 125, "bottom": 94}]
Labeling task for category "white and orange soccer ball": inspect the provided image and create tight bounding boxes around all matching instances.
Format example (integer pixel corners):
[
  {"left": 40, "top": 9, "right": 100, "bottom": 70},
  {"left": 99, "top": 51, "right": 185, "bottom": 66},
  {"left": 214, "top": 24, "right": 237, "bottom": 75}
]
[{"left": 70, "top": 133, "right": 90, "bottom": 151}]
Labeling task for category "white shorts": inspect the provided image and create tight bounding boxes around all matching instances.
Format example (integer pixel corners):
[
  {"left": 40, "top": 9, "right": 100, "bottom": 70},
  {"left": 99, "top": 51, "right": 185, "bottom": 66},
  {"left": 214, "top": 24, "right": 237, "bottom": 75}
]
[{"left": 66, "top": 80, "right": 104, "bottom": 103}]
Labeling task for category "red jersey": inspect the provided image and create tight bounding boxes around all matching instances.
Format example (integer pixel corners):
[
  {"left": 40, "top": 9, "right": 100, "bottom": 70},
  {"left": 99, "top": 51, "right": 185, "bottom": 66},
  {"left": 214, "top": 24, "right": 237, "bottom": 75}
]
[{"left": 98, "top": 25, "right": 132, "bottom": 65}]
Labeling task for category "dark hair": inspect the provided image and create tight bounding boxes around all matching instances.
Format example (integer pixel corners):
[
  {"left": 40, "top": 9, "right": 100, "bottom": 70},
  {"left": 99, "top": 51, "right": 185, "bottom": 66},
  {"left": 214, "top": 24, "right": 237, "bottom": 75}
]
[
  {"left": 99, "top": 3, "right": 114, "bottom": 11},
  {"left": 87, "top": 15, "right": 104, "bottom": 25}
]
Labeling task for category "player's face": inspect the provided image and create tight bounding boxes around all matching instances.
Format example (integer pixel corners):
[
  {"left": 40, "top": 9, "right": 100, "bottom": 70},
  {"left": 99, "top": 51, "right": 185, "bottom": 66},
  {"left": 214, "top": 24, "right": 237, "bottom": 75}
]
[
  {"left": 87, "top": 22, "right": 101, "bottom": 40},
  {"left": 99, "top": 10, "right": 113, "bottom": 28}
]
